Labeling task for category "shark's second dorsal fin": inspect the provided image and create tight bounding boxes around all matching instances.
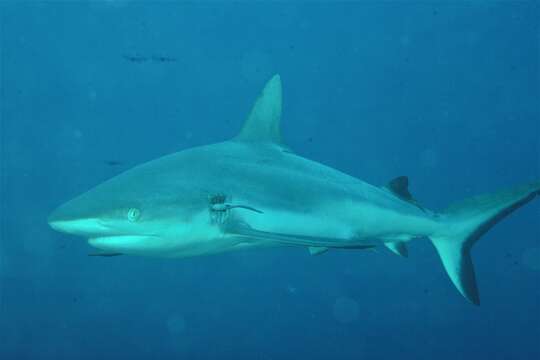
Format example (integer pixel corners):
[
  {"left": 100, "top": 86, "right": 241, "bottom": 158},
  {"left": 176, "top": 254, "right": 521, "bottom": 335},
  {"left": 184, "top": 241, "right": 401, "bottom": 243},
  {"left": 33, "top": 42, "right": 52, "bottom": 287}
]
[
  {"left": 386, "top": 176, "right": 414, "bottom": 201},
  {"left": 385, "top": 176, "right": 425, "bottom": 211},
  {"left": 235, "top": 74, "right": 283, "bottom": 145}
]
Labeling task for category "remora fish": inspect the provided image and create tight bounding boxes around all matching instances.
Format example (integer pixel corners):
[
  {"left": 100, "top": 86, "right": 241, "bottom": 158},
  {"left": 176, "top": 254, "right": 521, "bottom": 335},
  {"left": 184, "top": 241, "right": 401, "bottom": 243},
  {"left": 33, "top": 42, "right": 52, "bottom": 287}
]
[{"left": 48, "top": 75, "right": 539, "bottom": 305}]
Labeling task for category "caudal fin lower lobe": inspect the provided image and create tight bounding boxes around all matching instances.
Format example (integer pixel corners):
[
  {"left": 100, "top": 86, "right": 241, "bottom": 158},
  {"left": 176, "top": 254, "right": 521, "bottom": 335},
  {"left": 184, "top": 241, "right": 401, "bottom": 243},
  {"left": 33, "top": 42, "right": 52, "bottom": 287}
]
[{"left": 430, "top": 180, "right": 540, "bottom": 305}]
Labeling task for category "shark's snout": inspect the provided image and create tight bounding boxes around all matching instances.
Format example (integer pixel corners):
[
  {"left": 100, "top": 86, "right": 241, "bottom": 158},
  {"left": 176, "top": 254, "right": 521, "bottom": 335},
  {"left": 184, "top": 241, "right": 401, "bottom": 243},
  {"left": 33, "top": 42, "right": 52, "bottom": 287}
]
[
  {"left": 48, "top": 217, "right": 109, "bottom": 236},
  {"left": 48, "top": 201, "right": 109, "bottom": 237}
]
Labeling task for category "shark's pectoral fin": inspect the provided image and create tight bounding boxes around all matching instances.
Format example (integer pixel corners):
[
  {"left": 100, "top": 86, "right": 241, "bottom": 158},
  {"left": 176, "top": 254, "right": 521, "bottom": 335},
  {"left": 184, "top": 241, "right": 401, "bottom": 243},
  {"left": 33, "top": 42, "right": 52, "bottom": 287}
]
[
  {"left": 226, "top": 222, "right": 340, "bottom": 247},
  {"left": 225, "top": 221, "right": 337, "bottom": 247},
  {"left": 308, "top": 246, "right": 329, "bottom": 256},
  {"left": 211, "top": 203, "right": 263, "bottom": 214},
  {"left": 226, "top": 222, "right": 375, "bottom": 251},
  {"left": 384, "top": 242, "right": 408, "bottom": 257}
]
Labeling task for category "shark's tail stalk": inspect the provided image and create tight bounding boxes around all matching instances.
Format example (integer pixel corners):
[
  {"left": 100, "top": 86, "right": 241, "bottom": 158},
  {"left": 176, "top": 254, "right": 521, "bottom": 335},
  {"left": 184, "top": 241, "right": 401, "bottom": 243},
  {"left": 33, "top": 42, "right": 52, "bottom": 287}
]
[{"left": 430, "top": 180, "right": 540, "bottom": 305}]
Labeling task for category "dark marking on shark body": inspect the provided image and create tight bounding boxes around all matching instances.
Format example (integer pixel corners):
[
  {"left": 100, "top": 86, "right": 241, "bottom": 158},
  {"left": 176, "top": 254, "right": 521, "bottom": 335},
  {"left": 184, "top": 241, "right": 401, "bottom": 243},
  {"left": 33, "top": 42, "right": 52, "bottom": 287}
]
[
  {"left": 104, "top": 160, "right": 124, "bottom": 166},
  {"left": 123, "top": 54, "right": 177, "bottom": 63},
  {"left": 88, "top": 252, "right": 123, "bottom": 257}
]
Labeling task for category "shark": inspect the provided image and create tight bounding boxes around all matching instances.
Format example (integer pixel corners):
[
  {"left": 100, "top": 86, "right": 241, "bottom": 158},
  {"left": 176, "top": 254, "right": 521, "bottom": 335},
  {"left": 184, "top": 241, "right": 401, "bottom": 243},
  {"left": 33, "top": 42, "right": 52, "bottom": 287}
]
[{"left": 48, "top": 74, "right": 540, "bottom": 305}]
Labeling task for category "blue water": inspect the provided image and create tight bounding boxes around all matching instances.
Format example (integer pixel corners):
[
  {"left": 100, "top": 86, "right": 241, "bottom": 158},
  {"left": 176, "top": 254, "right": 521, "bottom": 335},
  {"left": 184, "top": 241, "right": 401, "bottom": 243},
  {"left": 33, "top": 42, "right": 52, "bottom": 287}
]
[{"left": 1, "top": 2, "right": 539, "bottom": 359}]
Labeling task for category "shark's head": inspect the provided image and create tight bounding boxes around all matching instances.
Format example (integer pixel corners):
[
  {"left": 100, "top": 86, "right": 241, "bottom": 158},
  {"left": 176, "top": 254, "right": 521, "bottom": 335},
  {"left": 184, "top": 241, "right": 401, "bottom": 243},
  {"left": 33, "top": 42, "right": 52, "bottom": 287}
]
[
  {"left": 48, "top": 153, "right": 224, "bottom": 257},
  {"left": 48, "top": 74, "right": 283, "bottom": 257}
]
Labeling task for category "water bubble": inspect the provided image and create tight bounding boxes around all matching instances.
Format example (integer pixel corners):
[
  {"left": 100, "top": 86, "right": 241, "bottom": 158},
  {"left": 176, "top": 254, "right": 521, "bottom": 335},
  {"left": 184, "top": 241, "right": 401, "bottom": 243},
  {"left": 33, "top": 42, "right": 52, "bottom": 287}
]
[
  {"left": 167, "top": 313, "right": 190, "bottom": 354},
  {"left": 103, "top": 0, "right": 130, "bottom": 7},
  {"left": 167, "top": 313, "right": 187, "bottom": 335},
  {"left": 420, "top": 148, "right": 439, "bottom": 169},
  {"left": 287, "top": 285, "right": 297, "bottom": 294},
  {"left": 400, "top": 35, "right": 411, "bottom": 47},
  {"left": 73, "top": 129, "right": 83, "bottom": 139},
  {"left": 332, "top": 296, "right": 359, "bottom": 324}
]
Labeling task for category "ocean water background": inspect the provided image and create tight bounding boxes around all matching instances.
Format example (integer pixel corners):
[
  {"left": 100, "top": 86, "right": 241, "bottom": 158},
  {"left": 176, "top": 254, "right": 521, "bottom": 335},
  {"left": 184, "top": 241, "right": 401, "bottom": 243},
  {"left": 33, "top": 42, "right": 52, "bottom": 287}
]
[{"left": 1, "top": 2, "right": 539, "bottom": 359}]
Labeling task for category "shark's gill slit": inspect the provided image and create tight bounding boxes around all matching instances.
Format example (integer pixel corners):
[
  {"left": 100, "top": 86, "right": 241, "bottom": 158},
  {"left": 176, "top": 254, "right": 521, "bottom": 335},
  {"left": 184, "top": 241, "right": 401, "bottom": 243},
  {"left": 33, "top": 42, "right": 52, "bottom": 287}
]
[
  {"left": 210, "top": 203, "right": 263, "bottom": 213},
  {"left": 226, "top": 205, "right": 263, "bottom": 213},
  {"left": 208, "top": 193, "right": 263, "bottom": 224}
]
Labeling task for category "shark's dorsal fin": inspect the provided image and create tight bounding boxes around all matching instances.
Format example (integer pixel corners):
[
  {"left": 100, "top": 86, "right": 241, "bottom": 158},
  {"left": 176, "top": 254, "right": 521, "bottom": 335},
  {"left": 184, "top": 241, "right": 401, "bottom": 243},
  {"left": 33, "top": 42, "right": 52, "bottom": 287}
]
[
  {"left": 385, "top": 176, "right": 426, "bottom": 212},
  {"left": 235, "top": 74, "right": 283, "bottom": 145},
  {"left": 386, "top": 176, "right": 414, "bottom": 201}
]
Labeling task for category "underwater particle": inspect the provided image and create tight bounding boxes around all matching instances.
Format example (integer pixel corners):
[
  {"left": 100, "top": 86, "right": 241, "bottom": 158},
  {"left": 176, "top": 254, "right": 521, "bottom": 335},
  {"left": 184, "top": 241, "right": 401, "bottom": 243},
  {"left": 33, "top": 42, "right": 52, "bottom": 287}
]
[
  {"left": 287, "top": 285, "right": 297, "bottom": 294},
  {"left": 123, "top": 54, "right": 148, "bottom": 63},
  {"left": 104, "top": 160, "right": 123, "bottom": 166},
  {"left": 420, "top": 148, "right": 439, "bottom": 169},
  {"left": 151, "top": 55, "right": 177, "bottom": 63},
  {"left": 104, "top": 0, "right": 130, "bottom": 6},
  {"left": 521, "top": 247, "right": 540, "bottom": 271},
  {"left": 73, "top": 129, "right": 83, "bottom": 139},
  {"left": 167, "top": 313, "right": 191, "bottom": 355},
  {"left": 332, "top": 296, "right": 359, "bottom": 324},
  {"left": 400, "top": 34, "right": 411, "bottom": 47},
  {"left": 167, "top": 313, "right": 187, "bottom": 336},
  {"left": 240, "top": 50, "right": 273, "bottom": 84}
]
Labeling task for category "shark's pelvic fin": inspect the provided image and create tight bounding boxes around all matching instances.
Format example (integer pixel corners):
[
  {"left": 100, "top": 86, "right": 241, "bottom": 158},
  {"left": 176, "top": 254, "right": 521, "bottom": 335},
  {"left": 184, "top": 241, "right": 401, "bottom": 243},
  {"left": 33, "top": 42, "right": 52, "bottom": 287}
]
[
  {"left": 235, "top": 74, "right": 283, "bottom": 145},
  {"left": 308, "top": 246, "right": 329, "bottom": 256},
  {"left": 384, "top": 242, "right": 408, "bottom": 257},
  {"left": 431, "top": 180, "right": 540, "bottom": 305}
]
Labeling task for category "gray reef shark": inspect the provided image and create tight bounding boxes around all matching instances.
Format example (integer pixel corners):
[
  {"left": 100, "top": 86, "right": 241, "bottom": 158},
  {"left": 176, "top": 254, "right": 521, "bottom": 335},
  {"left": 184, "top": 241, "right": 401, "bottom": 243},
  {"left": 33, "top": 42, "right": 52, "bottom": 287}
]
[{"left": 49, "top": 75, "right": 540, "bottom": 305}]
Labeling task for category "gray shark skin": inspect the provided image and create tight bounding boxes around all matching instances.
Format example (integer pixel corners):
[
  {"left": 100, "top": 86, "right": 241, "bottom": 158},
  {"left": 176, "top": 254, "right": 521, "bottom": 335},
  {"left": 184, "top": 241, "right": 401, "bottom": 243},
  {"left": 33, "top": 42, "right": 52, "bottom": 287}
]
[{"left": 49, "top": 75, "right": 540, "bottom": 305}]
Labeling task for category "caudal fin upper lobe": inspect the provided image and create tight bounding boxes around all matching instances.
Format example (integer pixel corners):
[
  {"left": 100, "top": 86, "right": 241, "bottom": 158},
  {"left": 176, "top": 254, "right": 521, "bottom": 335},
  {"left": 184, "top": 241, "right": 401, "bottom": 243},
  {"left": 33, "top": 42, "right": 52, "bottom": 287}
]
[{"left": 430, "top": 180, "right": 540, "bottom": 305}]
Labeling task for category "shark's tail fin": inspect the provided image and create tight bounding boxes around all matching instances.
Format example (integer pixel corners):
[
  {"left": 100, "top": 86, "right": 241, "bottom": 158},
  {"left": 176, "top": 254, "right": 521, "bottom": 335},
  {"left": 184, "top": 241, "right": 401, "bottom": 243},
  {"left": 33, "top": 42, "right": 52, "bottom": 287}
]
[{"left": 430, "top": 180, "right": 540, "bottom": 305}]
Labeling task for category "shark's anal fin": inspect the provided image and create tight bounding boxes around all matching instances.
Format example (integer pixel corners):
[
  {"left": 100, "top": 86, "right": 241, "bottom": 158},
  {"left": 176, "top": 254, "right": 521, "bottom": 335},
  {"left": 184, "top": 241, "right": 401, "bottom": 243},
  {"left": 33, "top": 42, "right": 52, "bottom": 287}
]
[
  {"left": 384, "top": 176, "right": 425, "bottom": 212},
  {"left": 308, "top": 246, "right": 329, "bottom": 256},
  {"left": 384, "top": 242, "right": 408, "bottom": 257},
  {"left": 235, "top": 74, "right": 283, "bottom": 145}
]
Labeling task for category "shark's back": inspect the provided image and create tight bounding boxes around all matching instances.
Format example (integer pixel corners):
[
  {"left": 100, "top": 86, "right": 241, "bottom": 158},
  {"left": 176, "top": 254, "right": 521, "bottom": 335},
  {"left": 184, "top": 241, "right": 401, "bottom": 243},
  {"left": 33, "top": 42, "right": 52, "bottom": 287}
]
[{"left": 148, "top": 140, "right": 423, "bottom": 218}]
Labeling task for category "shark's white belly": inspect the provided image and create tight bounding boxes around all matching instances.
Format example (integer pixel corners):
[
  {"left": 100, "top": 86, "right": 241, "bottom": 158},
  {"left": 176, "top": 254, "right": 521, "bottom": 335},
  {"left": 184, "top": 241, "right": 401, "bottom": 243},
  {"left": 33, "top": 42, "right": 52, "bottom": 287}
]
[{"left": 239, "top": 200, "right": 441, "bottom": 247}]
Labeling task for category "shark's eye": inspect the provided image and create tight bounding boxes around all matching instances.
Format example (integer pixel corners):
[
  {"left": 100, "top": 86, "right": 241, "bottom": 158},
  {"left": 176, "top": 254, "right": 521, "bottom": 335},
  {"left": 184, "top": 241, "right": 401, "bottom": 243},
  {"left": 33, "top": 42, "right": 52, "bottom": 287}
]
[{"left": 127, "top": 208, "right": 141, "bottom": 222}]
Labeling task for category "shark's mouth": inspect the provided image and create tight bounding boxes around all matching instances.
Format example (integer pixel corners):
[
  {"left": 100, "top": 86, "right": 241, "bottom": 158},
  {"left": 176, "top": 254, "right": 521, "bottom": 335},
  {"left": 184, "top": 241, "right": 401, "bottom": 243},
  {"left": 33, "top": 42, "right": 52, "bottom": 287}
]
[{"left": 88, "top": 235, "right": 158, "bottom": 251}]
